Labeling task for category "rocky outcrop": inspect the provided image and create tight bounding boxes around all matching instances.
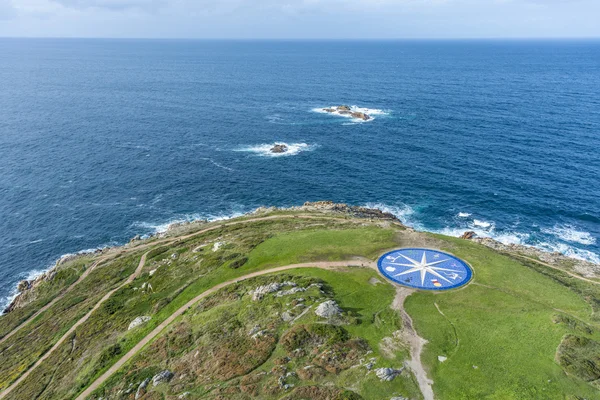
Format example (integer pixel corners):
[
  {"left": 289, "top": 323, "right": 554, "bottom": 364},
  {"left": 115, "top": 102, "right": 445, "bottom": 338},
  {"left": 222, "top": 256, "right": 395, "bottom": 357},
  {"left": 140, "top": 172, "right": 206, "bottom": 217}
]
[
  {"left": 252, "top": 281, "right": 297, "bottom": 301},
  {"left": 297, "top": 201, "right": 402, "bottom": 223},
  {"left": 461, "top": 231, "right": 476, "bottom": 240},
  {"left": 3, "top": 267, "right": 60, "bottom": 314},
  {"left": 375, "top": 367, "right": 403, "bottom": 381},
  {"left": 134, "top": 378, "right": 150, "bottom": 400},
  {"left": 315, "top": 300, "right": 342, "bottom": 318},
  {"left": 270, "top": 144, "right": 288, "bottom": 154},
  {"left": 128, "top": 316, "right": 151, "bottom": 330},
  {"left": 322, "top": 105, "right": 371, "bottom": 121},
  {"left": 152, "top": 370, "right": 174, "bottom": 386},
  {"left": 473, "top": 237, "right": 600, "bottom": 279}
]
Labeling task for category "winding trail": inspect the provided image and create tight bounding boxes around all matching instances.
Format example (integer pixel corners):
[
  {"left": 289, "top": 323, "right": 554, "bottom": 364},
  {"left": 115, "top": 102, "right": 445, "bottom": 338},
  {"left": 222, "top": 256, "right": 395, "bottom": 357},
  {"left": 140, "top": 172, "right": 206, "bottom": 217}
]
[
  {"left": 0, "top": 214, "right": 379, "bottom": 399},
  {"left": 0, "top": 214, "right": 357, "bottom": 345},
  {"left": 75, "top": 261, "right": 369, "bottom": 400},
  {"left": 0, "top": 252, "right": 150, "bottom": 400},
  {"left": 391, "top": 286, "right": 435, "bottom": 400}
]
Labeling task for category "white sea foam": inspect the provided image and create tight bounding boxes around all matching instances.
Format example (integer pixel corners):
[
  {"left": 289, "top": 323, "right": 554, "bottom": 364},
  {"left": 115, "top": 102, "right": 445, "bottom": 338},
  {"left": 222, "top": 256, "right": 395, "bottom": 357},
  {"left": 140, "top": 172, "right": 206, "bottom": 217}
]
[
  {"left": 472, "top": 219, "right": 493, "bottom": 229},
  {"left": 365, "top": 203, "right": 600, "bottom": 265},
  {"left": 235, "top": 143, "right": 316, "bottom": 157},
  {"left": 457, "top": 212, "right": 471, "bottom": 218},
  {"left": 541, "top": 224, "right": 596, "bottom": 246},
  {"left": 364, "top": 202, "right": 419, "bottom": 228},
  {"left": 312, "top": 105, "right": 389, "bottom": 122},
  {"left": 134, "top": 209, "right": 248, "bottom": 236}
]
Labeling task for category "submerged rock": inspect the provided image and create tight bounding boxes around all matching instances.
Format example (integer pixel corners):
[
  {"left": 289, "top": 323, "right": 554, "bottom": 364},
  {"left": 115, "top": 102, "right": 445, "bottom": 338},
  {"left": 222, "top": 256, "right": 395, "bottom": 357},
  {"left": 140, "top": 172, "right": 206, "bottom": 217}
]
[
  {"left": 315, "top": 300, "right": 342, "bottom": 318},
  {"left": 270, "top": 144, "right": 288, "bottom": 154}
]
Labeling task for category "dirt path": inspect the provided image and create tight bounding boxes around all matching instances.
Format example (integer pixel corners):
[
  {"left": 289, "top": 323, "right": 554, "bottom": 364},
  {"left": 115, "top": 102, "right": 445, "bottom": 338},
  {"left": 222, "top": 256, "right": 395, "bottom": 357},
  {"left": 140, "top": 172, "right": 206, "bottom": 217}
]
[
  {"left": 391, "top": 286, "right": 435, "bottom": 400},
  {"left": 0, "top": 214, "right": 355, "bottom": 345},
  {"left": 0, "top": 252, "right": 150, "bottom": 400},
  {"left": 0, "top": 213, "right": 385, "bottom": 399},
  {"left": 75, "top": 261, "right": 368, "bottom": 400}
]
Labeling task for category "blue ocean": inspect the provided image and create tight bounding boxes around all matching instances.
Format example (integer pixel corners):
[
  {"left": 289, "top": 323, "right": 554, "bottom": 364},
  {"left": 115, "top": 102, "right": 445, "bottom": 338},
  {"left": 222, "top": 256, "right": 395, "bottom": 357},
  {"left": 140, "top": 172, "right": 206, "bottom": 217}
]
[{"left": 1, "top": 39, "right": 599, "bottom": 308}]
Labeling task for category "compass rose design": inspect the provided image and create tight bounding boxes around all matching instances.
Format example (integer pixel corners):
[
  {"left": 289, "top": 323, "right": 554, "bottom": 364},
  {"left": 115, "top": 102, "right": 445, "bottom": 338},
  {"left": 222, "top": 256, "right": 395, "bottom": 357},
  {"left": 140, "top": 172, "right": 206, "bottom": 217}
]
[{"left": 378, "top": 248, "right": 472, "bottom": 290}]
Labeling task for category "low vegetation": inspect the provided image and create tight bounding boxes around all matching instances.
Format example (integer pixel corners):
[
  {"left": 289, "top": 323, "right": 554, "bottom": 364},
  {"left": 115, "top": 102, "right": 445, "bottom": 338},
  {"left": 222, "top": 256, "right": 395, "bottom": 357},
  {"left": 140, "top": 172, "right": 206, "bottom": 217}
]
[{"left": 0, "top": 208, "right": 598, "bottom": 400}]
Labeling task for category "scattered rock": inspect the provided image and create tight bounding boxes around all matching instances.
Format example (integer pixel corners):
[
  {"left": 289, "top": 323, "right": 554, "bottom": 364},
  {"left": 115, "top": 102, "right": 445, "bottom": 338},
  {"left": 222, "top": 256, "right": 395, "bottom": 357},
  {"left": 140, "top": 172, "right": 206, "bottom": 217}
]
[
  {"left": 438, "top": 355, "right": 447, "bottom": 362},
  {"left": 170, "top": 253, "right": 178, "bottom": 259},
  {"left": 277, "top": 287, "right": 306, "bottom": 297},
  {"left": 128, "top": 316, "right": 151, "bottom": 330},
  {"left": 17, "top": 280, "right": 30, "bottom": 292},
  {"left": 391, "top": 397, "right": 408, "bottom": 400},
  {"left": 134, "top": 378, "right": 150, "bottom": 400},
  {"left": 152, "top": 370, "right": 174, "bottom": 386},
  {"left": 149, "top": 268, "right": 157, "bottom": 276},
  {"left": 270, "top": 144, "right": 288, "bottom": 154},
  {"left": 212, "top": 242, "right": 224, "bottom": 252},
  {"left": 350, "top": 111, "right": 371, "bottom": 121},
  {"left": 315, "top": 300, "right": 342, "bottom": 318},
  {"left": 281, "top": 311, "right": 294, "bottom": 322},
  {"left": 461, "top": 231, "right": 476, "bottom": 240},
  {"left": 252, "top": 281, "right": 296, "bottom": 301},
  {"left": 375, "top": 367, "right": 403, "bottom": 381}
]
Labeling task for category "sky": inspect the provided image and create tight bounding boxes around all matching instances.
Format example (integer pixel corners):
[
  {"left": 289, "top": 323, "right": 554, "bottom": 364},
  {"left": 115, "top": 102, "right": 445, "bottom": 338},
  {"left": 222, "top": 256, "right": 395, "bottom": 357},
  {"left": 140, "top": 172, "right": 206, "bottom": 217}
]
[{"left": 0, "top": 0, "right": 599, "bottom": 39}]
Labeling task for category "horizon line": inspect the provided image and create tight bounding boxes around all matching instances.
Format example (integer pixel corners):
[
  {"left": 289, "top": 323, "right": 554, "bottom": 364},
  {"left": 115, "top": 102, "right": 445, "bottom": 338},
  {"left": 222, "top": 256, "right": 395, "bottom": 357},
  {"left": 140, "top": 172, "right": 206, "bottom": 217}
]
[{"left": 1, "top": 36, "right": 600, "bottom": 41}]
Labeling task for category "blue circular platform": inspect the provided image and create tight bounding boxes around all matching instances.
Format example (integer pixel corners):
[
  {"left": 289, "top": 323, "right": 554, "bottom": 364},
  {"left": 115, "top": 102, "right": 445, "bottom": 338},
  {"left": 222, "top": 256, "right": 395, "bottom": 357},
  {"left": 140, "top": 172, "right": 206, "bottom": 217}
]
[{"left": 378, "top": 248, "right": 472, "bottom": 291}]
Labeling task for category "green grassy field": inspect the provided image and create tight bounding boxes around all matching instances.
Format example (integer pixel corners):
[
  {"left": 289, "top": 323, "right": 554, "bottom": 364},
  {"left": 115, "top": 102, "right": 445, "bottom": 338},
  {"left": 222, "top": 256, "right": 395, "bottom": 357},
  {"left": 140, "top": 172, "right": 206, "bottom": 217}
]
[{"left": 1, "top": 210, "right": 598, "bottom": 400}]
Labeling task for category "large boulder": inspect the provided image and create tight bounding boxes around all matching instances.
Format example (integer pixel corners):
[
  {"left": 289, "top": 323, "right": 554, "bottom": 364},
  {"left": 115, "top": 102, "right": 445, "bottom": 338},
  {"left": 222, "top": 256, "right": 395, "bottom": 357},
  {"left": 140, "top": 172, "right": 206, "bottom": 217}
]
[
  {"left": 375, "top": 367, "right": 403, "bottom": 381},
  {"left": 350, "top": 112, "right": 371, "bottom": 121},
  {"left": 152, "top": 370, "right": 174, "bottom": 386},
  {"left": 128, "top": 316, "right": 151, "bottom": 330},
  {"left": 315, "top": 300, "right": 342, "bottom": 318},
  {"left": 461, "top": 231, "right": 476, "bottom": 240}
]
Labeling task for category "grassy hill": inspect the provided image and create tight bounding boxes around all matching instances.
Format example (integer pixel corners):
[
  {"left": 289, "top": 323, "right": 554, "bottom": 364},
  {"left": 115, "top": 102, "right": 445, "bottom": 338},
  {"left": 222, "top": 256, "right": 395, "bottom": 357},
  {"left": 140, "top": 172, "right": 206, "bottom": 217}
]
[{"left": 0, "top": 203, "right": 598, "bottom": 400}]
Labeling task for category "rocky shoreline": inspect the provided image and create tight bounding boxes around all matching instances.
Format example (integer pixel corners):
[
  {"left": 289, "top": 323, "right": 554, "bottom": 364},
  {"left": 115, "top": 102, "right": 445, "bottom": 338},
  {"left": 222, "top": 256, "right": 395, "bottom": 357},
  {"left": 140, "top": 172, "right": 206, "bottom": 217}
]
[{"left": 4, "top": 201, "right": 599, "bottom": 314}]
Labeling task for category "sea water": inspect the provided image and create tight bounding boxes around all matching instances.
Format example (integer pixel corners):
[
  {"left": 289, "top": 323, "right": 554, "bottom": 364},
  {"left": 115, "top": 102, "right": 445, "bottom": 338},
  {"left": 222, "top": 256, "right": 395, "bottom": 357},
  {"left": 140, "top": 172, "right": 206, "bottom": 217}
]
[{"left": 1, "top": 39, "right": 599, "bottom": 308}]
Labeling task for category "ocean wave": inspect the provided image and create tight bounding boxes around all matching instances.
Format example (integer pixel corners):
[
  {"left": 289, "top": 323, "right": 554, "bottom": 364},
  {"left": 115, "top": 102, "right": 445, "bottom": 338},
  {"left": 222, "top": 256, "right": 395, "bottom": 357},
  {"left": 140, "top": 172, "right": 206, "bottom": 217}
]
[
  {"left": 367, "top": 203, "right": 600, "bottom": 265},
  {"left": 234, "top": 143, "right": 316, "bottom": 157},
  {"left": 312, "top": 105, "right": 389, "bottom": 122},
  {"left": 457, "top": 212, "right": 471, "bottom": 218},
  {"left": 364, "top": 202, "right": 417, "bottom": 226},
  {"left": 473, "top": 219, "right": 493, "bottom": 229},
  {"left": 133, "top": 209, "right": 248, "bottom": 236},
  {"left": 541, "top": 224, "right": 596, "bottom": 246}
]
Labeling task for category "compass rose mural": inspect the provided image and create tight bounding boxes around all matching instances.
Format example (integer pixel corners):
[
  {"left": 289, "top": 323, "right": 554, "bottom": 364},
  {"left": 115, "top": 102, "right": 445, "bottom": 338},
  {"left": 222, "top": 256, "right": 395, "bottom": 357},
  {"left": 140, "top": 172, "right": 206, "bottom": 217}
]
[{"left": 378, "top": 248, "right": 472, "bottom": 290}]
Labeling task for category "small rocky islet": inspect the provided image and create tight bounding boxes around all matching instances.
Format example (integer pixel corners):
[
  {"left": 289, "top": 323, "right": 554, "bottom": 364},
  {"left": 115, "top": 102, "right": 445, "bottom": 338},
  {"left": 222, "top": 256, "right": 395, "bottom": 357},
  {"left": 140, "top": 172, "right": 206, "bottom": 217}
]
[
  {"left": 322, "top": 105, "right": 371, "bottom": 121},
  {"left": 270, "top": 144, "right": 288, "bottom": 154}
]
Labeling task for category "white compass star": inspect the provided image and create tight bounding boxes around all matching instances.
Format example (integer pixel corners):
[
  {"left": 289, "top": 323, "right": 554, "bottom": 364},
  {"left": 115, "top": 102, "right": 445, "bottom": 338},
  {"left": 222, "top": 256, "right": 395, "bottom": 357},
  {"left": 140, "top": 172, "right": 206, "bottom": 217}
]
[{"left": 388, "top": 252, "right": 462, "bottom": 286}]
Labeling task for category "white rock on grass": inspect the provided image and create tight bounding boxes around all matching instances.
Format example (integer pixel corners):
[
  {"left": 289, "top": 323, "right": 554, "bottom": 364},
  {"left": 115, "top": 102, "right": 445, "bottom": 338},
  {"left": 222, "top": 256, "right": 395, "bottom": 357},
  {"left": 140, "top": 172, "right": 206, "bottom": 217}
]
[
  {"left": 276, "top": 287, "right": 306, "bottom": 297},
  {"left": 438, "top": 355, "right": 447, "bottom": 362},
  {"left": 212, "top": 242, "right": 224, "bottom": 252},
  {"left": 128, "top": 316, "right": 151, "bottom": 330},
  {"left": 315, "top": 300, "right": 342, "bottom": 318},
  {"left": 134, "top": 378, "right": 150, "bottom": 400},
  {"left": 252, "top": 281, "right": 297, "bottom": 301},
  {"left": 152, "top": 370, "right": 174, "bottom": 386},
  {"left": 375, "top": 367, "right": 403, "bottom": 381}
]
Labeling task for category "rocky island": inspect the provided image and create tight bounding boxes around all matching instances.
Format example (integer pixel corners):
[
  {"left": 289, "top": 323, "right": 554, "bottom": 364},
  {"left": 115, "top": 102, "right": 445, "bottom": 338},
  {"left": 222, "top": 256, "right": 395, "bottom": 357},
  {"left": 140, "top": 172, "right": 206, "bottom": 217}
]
[
  {"left": 270, "top": 144, "right": 288, "bottom": 154},
  {"left": 322, "top": 105, "right": 372, "bottom": 121},
  {"left": 0, "top": 202, "right": 599, "bottom": 400}
]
